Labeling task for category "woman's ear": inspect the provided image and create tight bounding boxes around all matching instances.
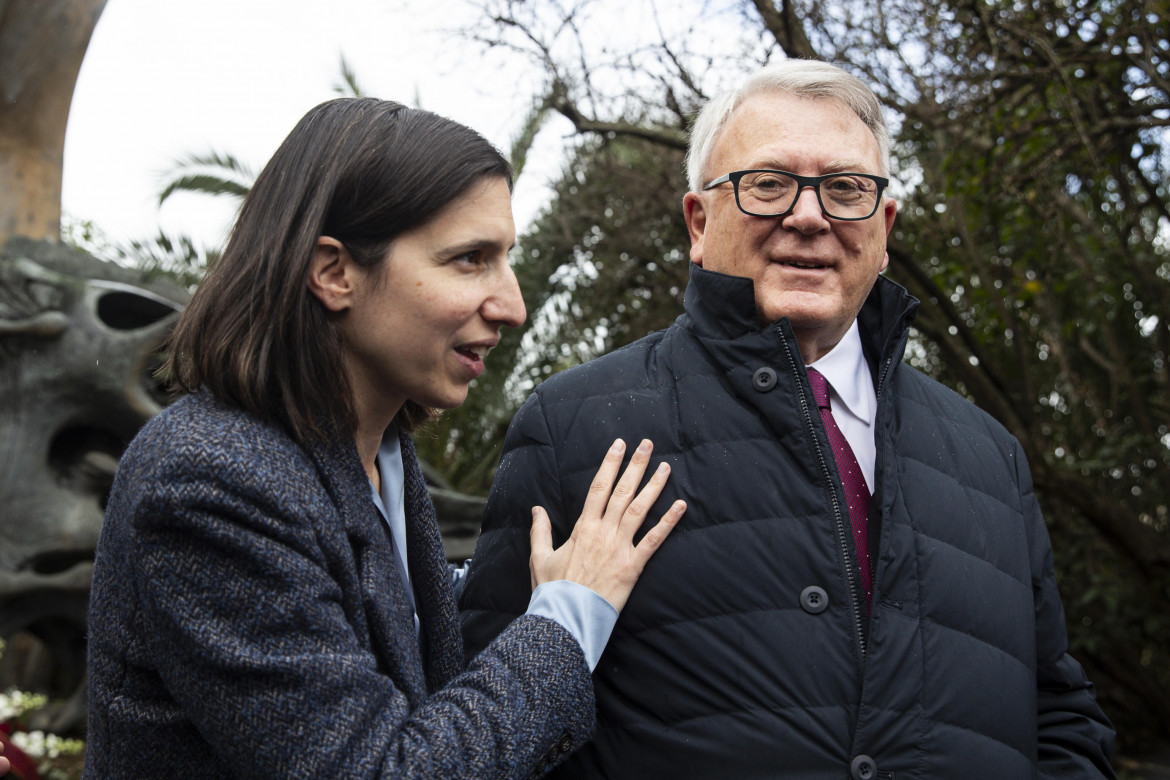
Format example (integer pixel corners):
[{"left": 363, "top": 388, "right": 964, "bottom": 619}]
[{"left": 307, "top": 236, "right": 357, "bottom": 312}]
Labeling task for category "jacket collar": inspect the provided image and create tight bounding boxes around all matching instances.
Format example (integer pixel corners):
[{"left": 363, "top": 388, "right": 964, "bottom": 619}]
[
  {"left": 680, "top": 263, "right": 761, "bottom": 340},
  {"left": 680, "top": 262, "right": 920, "bottom": 371},
  {"left": 397, "top": 430, "right": 463, "bottom": 692},
  {"left": 303, "top": 424, "right": 462, "bottom": 698}
]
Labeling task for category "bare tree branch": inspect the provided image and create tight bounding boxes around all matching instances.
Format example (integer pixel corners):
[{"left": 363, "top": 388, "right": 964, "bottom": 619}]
[{"left": 748, "top": 0, "right": 820, "bottom": 59}]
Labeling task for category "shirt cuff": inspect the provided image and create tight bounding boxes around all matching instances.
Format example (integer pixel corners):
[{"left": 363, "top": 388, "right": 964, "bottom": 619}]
[
  {"left": 450, "top": 559, "right": 472, "bottom": 601},
  {"left": 527, "top": 581, "right": 619, "bottom": 672}
]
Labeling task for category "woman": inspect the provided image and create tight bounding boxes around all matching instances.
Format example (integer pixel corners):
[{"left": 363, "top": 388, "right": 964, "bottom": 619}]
[{"left": 83, "top": 98, "right": 684, "bottom": 778}]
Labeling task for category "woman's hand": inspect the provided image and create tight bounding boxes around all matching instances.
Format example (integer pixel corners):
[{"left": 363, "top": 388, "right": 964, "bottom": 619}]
[{"left": 529, "top": 438, "right": 685, "bottom": 612}]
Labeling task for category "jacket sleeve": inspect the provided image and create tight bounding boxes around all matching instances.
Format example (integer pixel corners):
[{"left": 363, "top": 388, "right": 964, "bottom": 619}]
[
  {"left": 461, "top": 393, "right": 566, "bottom": 664},
  {"left": 1018, "top": 443, "right": 1117, "bottom": 778},
  {"left": 123, "top": 429, "right": 592, "bottom": 780}
]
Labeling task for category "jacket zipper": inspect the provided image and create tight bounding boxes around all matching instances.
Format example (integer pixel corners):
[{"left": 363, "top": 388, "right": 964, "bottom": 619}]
[
  {"left": 877, "top": 352, "right": 896, "bottom": 398},
  {"left": 778, "top": 335, "right": 867, "bottom": 661}
]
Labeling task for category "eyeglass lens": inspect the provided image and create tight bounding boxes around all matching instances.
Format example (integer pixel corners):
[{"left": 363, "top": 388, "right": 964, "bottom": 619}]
[{"left": 736, "top": 172, "right": 880, "bottom": 219}]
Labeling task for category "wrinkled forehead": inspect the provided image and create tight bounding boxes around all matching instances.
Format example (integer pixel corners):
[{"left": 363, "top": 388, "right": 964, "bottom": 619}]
[{"left": 712, "top": 91, "right": 884, "bottom": 173}]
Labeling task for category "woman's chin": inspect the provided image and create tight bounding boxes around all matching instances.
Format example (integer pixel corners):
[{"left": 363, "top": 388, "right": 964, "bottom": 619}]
[{"left": 418, "top": 387, "right": 471, "bottom": 411}]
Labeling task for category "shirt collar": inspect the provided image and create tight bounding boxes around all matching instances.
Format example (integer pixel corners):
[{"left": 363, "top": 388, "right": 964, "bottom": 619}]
[
  {"left": 807, "top": 321, "right": 875, "bottom": 426},
  {"left": 369, "top": 426, "right": 404, "bottom": 518}
]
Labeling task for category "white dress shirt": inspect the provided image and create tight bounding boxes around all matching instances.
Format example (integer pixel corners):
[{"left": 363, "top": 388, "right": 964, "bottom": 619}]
[{"left": 807, "top": 320, "right": 878, "bottom": 493}]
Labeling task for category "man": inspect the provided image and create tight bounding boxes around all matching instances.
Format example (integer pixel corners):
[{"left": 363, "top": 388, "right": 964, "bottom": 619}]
[{"left": 460, "top": 60, "right": 1115, "bottom": 778}]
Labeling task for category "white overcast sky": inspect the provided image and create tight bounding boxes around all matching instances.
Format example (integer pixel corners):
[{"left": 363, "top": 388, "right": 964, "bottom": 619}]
[{"left": 62, "top": 0, "right": 569, "bottom": 250}]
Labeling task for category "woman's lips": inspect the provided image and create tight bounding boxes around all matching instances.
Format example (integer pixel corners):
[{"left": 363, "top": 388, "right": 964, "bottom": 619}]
[{"left": 454, "top": 343, "right": 492, "bottom": 376}]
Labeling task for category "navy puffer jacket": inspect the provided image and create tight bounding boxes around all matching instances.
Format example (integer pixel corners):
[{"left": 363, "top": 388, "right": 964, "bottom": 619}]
[{"left": 461, "top": 264, "right": 1115, "bottom": 779}]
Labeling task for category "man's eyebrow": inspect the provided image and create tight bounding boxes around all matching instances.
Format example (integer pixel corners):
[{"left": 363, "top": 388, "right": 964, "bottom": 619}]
[
  {"left": 747, "top": 159, "right": 875, "bottom": 174},
  {"left": 821, "top": 159, "right": 874, "bottom": 174}
]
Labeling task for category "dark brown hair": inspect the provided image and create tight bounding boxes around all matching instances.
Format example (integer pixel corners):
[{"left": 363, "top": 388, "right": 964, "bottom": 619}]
[{"left": 164, "top": 98, "right": 513, "bottom": 444}]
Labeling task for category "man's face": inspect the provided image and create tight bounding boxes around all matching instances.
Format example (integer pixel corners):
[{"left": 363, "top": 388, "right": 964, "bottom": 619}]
[{"left": 683, "top": 91, "right": 897, "bottom": 362}]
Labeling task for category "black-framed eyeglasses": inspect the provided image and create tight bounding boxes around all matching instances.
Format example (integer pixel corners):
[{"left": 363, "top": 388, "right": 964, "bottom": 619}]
[{"left": 703, "top": 169, "right": 889, "bottom": 221}]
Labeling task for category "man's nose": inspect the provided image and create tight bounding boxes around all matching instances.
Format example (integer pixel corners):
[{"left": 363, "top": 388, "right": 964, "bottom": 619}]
[{"left": 782, "top": 185, "right": 831, "bottom": 231}]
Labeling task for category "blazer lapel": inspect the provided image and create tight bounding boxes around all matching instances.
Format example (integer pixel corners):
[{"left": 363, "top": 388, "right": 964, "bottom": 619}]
[
  {"left": 305, "top": 430, "right": 430, "bottom": 706},
  {"left": 399, "top": 431, "right": 463, "bottom": 692}
]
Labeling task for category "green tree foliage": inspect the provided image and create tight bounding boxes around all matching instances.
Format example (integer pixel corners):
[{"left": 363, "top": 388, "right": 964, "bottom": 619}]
[
  {"left": 517, "top": 137, "right": 690, "bottom": 371},
  {"left": 61, "top": 217, "right": 218, "bottom": 291},
  {"left": 870, "top": 3, "right": 1170, "bottom": 750},
  {"left": 462, "top": 0, "right": 1170, "bottom": 759}
]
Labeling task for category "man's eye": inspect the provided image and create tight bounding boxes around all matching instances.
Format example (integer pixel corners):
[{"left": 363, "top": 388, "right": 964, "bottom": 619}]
[
  {"left": 752, "top": 175, "right": 788, "bottom": 191},
  {"left": 744, "top": 174, "right": 795, "bottom": 201},
  {"left": 826, "top": 177, "right": 865, "bottom": 194},
  {"left": 455, "top": 250, "right": 484, "bottom": 265}
]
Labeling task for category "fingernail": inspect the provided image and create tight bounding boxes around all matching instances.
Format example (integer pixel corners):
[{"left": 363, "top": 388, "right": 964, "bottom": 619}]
[
  {"left": 637, "top": 439, "right": 652, "bottom": 454},
  {"left": 657, "top": 462, "right": 670, "bottom": 474},
  {"left": 610, "top": 439, "right": 625, "bottom": 454}
]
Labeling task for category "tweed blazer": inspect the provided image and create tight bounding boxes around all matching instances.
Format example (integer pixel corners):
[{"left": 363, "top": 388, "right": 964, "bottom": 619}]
[{"left": 85, "top": 391, "right": 594, "bottom": 778}]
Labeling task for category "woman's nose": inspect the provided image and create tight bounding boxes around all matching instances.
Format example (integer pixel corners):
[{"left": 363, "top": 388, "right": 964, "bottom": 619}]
[{"left": 484, "top": 264, "right": 527, "bottom": 328}]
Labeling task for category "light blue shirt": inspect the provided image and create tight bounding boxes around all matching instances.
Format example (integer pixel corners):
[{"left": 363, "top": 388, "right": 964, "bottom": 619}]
[{"left": 369, "top": 429, "right": 617, "bottom": 670}]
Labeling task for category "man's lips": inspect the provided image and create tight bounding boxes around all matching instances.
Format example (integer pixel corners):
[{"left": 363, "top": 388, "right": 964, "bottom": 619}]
[{"left": 776, "top": 258, "right": 831, "bottom": 270}]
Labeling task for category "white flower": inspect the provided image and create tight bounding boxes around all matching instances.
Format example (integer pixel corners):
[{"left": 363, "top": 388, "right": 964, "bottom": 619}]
[
  {"left": 11, "top": 728, "right": 45, "bottom": 756},
  {"left": 0, "top": 689, "right": 48, "bottom": 722},
  {"left": 9, "top": 729, "right": 84, "bottom": 760}
]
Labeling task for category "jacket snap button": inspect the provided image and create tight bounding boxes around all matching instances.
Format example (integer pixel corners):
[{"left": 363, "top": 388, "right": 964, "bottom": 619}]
[
  {"left": 752, "top": 367, "right": 777, "bottom": 392},
  {"left": 800, "top": 585, "right": 828, "bottom": 614},
  {"left": 850, "top": 754, "right": 877, "bottom": 780}
]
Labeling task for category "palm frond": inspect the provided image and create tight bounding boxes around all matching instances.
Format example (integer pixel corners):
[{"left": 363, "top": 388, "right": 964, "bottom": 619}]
[
  {"left": 158, "top": 151, "right": 256, "bottom": 205},
  {"left": 114, "top": 230, "right": 220, "bottom": 290},
  {"left": 333, "top": 54, "right": 366, "bottom": 97},
  {"left": 158, "top": 175, "right": 251, "bottom": 205}
]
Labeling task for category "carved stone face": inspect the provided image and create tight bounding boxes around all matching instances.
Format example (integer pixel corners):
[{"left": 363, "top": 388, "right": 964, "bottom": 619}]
[{"left": 0, "top": 238, "right": 187, "bottom": 732}]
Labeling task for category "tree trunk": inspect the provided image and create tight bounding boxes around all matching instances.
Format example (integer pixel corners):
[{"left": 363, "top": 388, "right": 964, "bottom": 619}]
[{"left": 0, "top": 0, "right": 107, "bottom": 248}]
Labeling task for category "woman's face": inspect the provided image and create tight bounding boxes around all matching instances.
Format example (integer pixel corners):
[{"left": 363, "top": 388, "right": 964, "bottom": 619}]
[{"left": 338, "top": 176, "right": 525, "bottom": 423}]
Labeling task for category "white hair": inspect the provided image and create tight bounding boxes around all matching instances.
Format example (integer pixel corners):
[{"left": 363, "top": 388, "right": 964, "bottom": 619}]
[{"left": 685, "top": 60, "right": 891, "bottom": 191}]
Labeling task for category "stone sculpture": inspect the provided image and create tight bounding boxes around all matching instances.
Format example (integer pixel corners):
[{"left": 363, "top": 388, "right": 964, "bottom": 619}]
[{"left": 0, "top": 237, "right": 186, "bottom": 732}]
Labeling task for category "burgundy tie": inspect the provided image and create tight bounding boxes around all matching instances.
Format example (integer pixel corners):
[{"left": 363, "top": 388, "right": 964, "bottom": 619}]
[{"left": 807, "top": 368, "right": 872, "bottom": 609}]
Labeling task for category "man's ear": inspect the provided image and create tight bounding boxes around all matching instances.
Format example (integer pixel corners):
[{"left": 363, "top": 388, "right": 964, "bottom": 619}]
[
  {"left": 682, "top": 192, "right": 707, "bottom": 267},
  {"left": 878, "top": 196, "right": 898, "bottom": 273},
  {"left": 307, "top": 236, "right": 358, "bottom": 312}
]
